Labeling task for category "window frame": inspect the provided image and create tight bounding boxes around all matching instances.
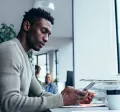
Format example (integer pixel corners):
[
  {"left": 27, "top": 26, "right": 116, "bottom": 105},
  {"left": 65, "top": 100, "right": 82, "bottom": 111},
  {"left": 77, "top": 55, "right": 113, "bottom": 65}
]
[{"left": 115, "top": 0, "right": 120, "bottom": 73}]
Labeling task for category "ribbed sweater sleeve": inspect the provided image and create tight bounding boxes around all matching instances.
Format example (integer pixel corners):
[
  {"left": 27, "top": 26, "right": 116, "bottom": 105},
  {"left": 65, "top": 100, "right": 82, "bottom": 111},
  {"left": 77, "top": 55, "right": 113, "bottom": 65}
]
[{"left": 0, "top": 43, "right": 63, "bottom": 112}]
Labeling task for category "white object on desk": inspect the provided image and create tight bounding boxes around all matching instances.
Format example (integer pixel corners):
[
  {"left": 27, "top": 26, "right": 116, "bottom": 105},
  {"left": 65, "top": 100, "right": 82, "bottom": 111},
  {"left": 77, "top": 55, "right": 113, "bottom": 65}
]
[
  {"left": 80, "top": 79, "right": 120, "bottom": 83},
  {"left": 51, "top": 107, "right": 108, "bottom": 112},
  {"left": 80, "top": 75, "right": 120, "bottom": 82},
  {"left": 62, "top": 103, "right": 105, "bottom": 108},
  {"left": 107, "top": 90, "right": 120, "bottom": 110}
]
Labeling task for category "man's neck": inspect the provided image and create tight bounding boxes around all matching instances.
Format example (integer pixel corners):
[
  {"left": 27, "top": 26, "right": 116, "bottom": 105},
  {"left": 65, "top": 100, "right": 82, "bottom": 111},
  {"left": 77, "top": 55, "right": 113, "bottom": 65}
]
[{"left": 16, "top": 31, "right": 30, "bottom": 52}]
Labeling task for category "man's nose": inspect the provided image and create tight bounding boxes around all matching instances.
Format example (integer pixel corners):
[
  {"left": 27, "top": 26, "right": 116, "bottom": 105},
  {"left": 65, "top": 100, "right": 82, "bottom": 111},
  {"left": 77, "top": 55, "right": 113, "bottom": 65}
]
[{"left": 43, "top": 35, "right": 48, "bottom": 43}]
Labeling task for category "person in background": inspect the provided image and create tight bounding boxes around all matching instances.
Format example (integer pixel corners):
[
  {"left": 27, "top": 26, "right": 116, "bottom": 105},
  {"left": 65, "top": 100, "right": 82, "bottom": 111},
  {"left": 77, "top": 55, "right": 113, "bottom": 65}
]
[
  {"left": 0, "top": 8, "right": 94, "bottom": 112},
  {"left": 35, "top": 65, "right": 43, "bottom": 85},
  {"left": 35, "top": 65, "right": 41, "bottom": 77},
  {"left": 43, "top": 73, "right": 57, "bottom": 94}
]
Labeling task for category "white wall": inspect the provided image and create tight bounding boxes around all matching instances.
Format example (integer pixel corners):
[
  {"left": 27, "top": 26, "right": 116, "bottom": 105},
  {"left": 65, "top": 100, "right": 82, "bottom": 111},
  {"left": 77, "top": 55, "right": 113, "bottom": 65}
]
[
  {"left": 73, "top": 0, "right": 118, "bottom": 88},
  {"left": 47, "top": 39, "right": 73, "bottom": 82},
  {"left": 0, "top": 0, "right": 72, "bottom": 38},
  {"left": 58, "top": 41, "right": 73, "bottom": 82},
  {"left": 0, "top": 0, "right": 34, "bottom": 32}
]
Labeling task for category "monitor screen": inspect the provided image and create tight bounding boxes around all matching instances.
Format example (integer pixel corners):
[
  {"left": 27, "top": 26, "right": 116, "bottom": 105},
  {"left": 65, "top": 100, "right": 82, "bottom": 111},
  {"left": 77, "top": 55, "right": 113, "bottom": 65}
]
[{"left": 65, "top": 71, "right": 74, "bottom": 87}]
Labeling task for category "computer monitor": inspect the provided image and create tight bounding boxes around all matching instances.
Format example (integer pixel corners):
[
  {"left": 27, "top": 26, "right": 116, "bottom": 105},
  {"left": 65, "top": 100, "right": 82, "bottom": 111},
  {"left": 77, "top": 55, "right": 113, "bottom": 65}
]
[{"left": 65, "top": 71, "right": 74, "bottom": 87}]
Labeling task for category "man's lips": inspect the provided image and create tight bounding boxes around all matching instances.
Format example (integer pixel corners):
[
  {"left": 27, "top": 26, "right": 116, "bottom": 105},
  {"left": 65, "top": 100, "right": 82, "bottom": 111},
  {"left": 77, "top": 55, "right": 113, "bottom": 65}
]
[{"left": 38, "top": 42, "right": 45, "bottom": 47}]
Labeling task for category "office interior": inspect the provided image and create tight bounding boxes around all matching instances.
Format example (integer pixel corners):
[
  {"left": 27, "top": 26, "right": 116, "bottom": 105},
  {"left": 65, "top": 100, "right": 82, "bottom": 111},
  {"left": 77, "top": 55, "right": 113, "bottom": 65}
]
[{"left": 0, "top": 0, "right": 120, "bottom": 111}]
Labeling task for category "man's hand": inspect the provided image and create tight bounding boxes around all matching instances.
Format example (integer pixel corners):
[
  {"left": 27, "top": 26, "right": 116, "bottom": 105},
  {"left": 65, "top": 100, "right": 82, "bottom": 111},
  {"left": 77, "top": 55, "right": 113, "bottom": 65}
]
[
  {"left": 77, "top": 91, "right": 95, "bottom": 104},
  {"left": 61, "top": 86, "right": 88, "bottom": 106}
]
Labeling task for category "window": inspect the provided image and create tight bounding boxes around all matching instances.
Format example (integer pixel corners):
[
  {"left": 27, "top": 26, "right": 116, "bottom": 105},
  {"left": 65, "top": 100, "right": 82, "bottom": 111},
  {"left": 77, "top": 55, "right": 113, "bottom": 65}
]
[
  {"left": 32, "top": 55, "right": 37, "bottom": 65},
  {"left": 55, "top": 50, "right": 59, "bottom": 80},
  {"left": 50, "top": 50, "right": 59, "bottom": 80},
  {"left": 115, "top": 0, "right": 120, "bottom": 72},
  {"left": 36, "top": 51, "right": 59, "bottom": 82},
  {"left": 37, "top": 54, "right": 47, "bottom": 82}
]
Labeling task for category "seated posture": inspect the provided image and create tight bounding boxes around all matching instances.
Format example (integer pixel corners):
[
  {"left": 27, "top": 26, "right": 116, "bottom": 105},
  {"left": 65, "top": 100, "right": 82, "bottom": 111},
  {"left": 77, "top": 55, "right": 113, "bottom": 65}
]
[
  {"left": 35, "top": 65, "right": 41, "bottom": 77},
  {"left": 0, "top": 8, "right": 94, "bottom": 112},
  {"left": 43, "top": 73, "right": 57, "bottom": 94},
  {"left": 35, "top": 65, "right": 42, "bottom": 85}
]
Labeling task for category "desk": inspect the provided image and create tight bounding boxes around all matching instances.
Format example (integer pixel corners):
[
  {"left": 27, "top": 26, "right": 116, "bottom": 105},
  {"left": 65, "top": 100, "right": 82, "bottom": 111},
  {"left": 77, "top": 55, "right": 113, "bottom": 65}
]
[
  {"left": 51, "top": 106, "right": 108, "bottom": 112},
  {"left": 72, "top": 110, "right": 120, "bottom": 112}
]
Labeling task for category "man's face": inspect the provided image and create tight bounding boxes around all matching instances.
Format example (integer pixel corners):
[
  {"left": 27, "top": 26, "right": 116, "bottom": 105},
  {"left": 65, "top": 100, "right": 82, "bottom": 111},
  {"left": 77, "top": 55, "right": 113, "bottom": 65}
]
[{"left": 25, "top": 18, "right": 52, "bottom": 51}]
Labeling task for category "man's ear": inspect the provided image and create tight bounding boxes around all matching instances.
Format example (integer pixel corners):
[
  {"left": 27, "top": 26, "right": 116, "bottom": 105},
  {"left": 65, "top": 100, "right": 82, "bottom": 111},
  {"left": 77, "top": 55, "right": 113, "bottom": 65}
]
[{"left": 23, "top": 21, "right": 31, "bottom": 31}]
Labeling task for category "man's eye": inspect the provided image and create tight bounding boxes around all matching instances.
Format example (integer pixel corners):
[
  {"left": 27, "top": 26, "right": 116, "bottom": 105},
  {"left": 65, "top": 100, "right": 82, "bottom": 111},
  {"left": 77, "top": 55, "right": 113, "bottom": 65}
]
[
  {"left": 48, "top": 33, "right": 51, "bottom": 37},
  {"left": 41, "top": 29, "right": 47, "bottom": 33},
  {"left": 41, "top": 28, "right": 51, "bottom": 37}
]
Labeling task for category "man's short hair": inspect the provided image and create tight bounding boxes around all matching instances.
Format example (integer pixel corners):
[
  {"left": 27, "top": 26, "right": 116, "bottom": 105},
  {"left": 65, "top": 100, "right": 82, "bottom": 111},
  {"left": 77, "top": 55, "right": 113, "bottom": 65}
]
[
  {"left": 21, "top": 8, "right": 54, "bottom": 28},
  {"left": 35, "top": 65, "right": 41, "bottom": 74}
]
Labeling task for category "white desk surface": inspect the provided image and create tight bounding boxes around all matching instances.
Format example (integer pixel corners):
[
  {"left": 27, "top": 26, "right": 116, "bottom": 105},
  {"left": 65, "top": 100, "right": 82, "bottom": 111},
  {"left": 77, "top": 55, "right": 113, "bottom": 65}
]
[
  {"left": 51, "top": 106, "right": 109, "bottom": 112},
  {"left": 71, "top": 110, "right": 120, "bottom": 112}
]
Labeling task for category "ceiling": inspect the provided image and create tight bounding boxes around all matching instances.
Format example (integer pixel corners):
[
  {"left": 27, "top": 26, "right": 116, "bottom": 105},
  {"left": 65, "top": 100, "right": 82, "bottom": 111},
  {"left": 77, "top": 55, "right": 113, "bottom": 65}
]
[{"left": 0, "top": 0, "right": 73, "bottom": 54}]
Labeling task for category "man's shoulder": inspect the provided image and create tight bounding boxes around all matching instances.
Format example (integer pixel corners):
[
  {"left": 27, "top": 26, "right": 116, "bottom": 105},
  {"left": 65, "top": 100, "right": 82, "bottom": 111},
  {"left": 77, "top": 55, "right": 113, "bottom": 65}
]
[{"left": 0, "top": 38, "right": 18, "bottom": 52}]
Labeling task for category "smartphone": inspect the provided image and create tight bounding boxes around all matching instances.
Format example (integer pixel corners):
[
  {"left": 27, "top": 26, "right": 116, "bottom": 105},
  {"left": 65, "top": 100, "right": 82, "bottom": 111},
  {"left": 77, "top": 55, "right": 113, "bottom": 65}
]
[{"left": 82, "top": 82, "right": 95, "bottom": 91}]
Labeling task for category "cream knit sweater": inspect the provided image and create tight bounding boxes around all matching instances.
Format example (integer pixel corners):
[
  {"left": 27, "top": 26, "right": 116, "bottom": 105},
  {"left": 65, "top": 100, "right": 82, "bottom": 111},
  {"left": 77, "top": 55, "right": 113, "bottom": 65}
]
[{"left": 0, "top": 38, "right": 63, "bottom": 112}]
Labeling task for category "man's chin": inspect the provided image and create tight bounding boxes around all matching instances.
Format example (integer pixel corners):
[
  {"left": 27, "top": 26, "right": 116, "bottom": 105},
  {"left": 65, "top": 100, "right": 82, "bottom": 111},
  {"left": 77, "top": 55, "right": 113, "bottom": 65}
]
[{"left": 33, "top": 47, "right": 41, "bottom": 51}]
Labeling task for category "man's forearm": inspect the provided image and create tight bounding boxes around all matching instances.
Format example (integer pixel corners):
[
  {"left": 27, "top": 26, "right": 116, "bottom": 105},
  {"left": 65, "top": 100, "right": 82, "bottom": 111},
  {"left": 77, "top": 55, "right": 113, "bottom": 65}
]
[
  {"left": 1, "top": 90, "right": 63, "bottom": 112},
  {"left": 29, "top": 76, "right": 54, "bottom": 97}
]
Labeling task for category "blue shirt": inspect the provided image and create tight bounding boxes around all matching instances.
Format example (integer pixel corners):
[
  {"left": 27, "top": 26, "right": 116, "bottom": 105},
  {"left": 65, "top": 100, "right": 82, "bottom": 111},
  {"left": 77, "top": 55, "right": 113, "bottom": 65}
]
[{"left": 42, "top": 83, "right": 57, "bottom": 94}]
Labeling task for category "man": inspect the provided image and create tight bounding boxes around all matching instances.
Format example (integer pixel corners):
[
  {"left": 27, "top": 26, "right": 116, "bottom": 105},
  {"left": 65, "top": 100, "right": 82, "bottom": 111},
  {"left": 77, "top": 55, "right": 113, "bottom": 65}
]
[
  {"left": 0, "top": 8, "right": 93, "bottom": 112},
  {"left": 35, "top": 65, "right": 41, "bottom": 77},
  {"left": 35, "top": 65, "right": 43, "bottom": 85}
]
